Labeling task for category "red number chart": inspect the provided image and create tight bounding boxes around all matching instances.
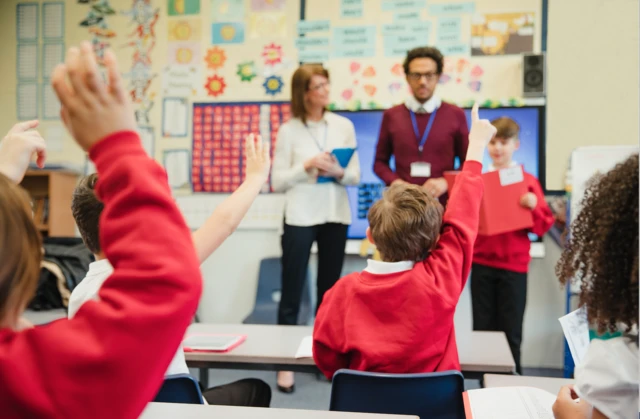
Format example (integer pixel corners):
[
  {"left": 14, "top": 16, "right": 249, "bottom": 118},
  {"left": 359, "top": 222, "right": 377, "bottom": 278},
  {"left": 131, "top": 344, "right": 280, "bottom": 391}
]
[{"left": 192, "top": 102, "right": 291, "bottom": 193}]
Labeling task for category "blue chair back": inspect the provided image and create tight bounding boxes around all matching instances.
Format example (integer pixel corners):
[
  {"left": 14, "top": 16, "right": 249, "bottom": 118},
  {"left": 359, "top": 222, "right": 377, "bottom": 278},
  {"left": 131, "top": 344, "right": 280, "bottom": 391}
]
[
  {"left": 153, "top": 374, "right": 204, "bottom": 404},
  {"left": 329, "top": 369, "right": 465, "bottom": 419},
  {"left": 243, "top": 257, "right": 312, "bottom": 325}
]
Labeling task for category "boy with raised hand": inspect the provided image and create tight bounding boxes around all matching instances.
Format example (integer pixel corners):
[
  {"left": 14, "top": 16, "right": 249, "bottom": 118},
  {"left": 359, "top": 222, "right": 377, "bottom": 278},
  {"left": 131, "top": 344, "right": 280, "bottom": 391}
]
[
  {"left": 0, "top": 42, "right": 201, "bottom": 418},
  {"left": 313, "top": 104, "right": 496, "bottom": 378},
  {"left": 471, "top": 117, "right": 554, "bottom": 375},
  {"left": 69, "top": 131, "right": 272, "bottom": 407}
]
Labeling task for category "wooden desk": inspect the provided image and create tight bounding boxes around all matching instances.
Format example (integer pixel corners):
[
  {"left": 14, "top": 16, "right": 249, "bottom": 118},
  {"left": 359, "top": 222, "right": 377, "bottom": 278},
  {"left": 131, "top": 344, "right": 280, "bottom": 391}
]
[
  {"left": 483, "top": 374, "right": 574, "bottom": 396},
  {"left": 139, "top": 402, "right": 418, "bottom": 418},
  {"left": 185, "top": 324, "right": 515, "bottom": 387}
]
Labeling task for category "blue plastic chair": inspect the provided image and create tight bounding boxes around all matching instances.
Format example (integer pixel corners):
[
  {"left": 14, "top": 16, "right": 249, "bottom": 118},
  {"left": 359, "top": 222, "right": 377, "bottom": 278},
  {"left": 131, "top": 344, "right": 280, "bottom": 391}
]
[
  {"left": 329, "top": 369, "right": 465, "bottom": 419},
  {"left": 153, "top": 374, "right": 205, "bottom": 404},
  {"left": 243, "top": 258, "right": 312, "bottom": 325}
]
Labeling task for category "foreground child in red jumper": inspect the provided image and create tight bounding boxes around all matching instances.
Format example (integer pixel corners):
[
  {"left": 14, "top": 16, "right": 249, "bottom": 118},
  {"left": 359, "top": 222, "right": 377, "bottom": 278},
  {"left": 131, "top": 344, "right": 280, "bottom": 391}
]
[
  {"left": 0, "top": 42, "right": 202, "bottom": 418},
  {"left": 471, "top": 117, "right": 554, "bottom": 375},
  {"left": 312, "top": 104, "right": 496, "bottom": 378}
]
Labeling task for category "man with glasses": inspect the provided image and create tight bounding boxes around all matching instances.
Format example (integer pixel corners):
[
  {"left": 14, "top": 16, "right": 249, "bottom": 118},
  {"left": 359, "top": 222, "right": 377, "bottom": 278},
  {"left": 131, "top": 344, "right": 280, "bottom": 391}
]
[{"left": 373, "top": 46, "right": 469, "bottom": 204}]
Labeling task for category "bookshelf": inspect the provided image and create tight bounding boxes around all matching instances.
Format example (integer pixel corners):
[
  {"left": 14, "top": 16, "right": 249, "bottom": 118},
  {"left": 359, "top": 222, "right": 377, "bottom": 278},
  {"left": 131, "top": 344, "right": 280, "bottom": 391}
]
[{"left": 20, "top": 170, "right": 79, "bottom": 237}]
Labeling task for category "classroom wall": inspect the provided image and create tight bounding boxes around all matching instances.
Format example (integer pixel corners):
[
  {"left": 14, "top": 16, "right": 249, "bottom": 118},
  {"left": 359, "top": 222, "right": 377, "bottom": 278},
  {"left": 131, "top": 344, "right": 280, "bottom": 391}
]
[
  {"left": 545, "top": 0, "right": 640, "bottom": 190},
  {"left": 0, "top": 0, "right": 632, "bottom": 370}
]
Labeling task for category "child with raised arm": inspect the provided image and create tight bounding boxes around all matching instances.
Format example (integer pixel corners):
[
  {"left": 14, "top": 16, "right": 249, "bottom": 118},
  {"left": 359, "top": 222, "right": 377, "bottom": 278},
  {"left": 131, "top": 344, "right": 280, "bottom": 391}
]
[
  {"left": 312, "top": 104, "right": 496, "bottom": 378},
  {"left": 471, "top": 117, "right": 554, "bottom": 375},
  {"left": 552, "top": 155, "right": 638, "bottom": 419},
  {"left": 68, "top": 132, "right": 272, "bottom": 407},
  {"left": 0, "top": 42, "right": 202, "bottom": 418}
]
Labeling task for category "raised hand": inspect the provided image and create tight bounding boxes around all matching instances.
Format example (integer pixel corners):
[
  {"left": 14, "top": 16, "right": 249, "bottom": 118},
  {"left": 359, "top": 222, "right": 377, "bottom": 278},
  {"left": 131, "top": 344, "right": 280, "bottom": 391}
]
[
  {"left": 0, "top": 120, "right": 47, "bottom": 183},
  {"left": 244, "top": 133, "right": 271, "bottom": 182},
  {"left": 466, "top": 103, "right": 497, "bottom": 163},
  {"left": 52, "top": 42, "right": 136, "bottom": 151}
]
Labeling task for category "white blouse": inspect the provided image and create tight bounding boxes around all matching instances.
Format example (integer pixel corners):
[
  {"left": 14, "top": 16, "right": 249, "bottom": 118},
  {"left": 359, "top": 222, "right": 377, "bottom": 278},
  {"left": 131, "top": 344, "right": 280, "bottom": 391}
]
[
  {"left": 574, "top": 336, "right": 639, "bottom": 419},
  {"left": 271, "top": 112, "right": 360, "bottom": 227}
]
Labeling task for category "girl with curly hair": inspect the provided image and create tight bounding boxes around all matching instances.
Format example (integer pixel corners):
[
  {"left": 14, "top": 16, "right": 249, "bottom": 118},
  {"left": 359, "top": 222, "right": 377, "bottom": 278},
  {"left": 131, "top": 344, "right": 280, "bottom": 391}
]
[{"left": 552, "top": 154, "right": 639, "bottom": 419}]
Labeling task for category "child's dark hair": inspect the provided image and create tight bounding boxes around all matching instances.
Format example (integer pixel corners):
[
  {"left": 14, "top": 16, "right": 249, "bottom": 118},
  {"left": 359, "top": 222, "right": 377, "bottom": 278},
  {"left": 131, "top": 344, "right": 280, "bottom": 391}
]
[
  {"left": 71, "top": 174, "right": 103, "bottom": 255},
  {"left": 368, "top": 183, "right": 443, "bottom": 262},
  {"left": 556, "top": 154, "right": 639, "bottom": 336},
  {"left": 403, "top": 47, "right": 444, "bottom": 75},
  {"left": 491, "top": 117, "right": 520, "bottom": 140}
]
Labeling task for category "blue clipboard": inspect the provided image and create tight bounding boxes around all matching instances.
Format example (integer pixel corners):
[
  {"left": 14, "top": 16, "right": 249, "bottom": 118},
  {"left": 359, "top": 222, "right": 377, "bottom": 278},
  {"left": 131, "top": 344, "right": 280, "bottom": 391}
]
[{"left": 317, "top": 147, "right": 356, "bottom": 183}]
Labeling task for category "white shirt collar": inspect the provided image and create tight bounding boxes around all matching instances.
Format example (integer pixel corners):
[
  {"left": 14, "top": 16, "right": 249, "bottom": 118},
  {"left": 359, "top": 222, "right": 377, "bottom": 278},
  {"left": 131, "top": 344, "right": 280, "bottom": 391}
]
[
  {"left": 487, "top": 160, "right": 518, "bottom": 172},
  {"left": 405, "top": 95, "right": 441, "bottom": 114},
  {"left": 364, "top": 259, "right": 415, "bottom": 275},
  {"left": 86, "top": 258, "right": 114, "bottom": 277}
]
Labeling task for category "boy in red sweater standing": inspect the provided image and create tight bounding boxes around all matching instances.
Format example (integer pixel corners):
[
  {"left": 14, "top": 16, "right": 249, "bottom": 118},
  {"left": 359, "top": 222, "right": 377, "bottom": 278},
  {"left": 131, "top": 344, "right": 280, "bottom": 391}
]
[
  {"left": 471, "top": 117, "right": 554, "bottom": 375},
  {"left": 312, "top": 104, "right": 496, "bottom": 379}
]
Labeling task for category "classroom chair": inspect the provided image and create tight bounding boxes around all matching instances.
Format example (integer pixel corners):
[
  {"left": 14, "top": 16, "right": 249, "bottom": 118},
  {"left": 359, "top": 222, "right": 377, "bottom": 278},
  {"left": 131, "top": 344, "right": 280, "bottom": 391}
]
[
  {"left": 153, "top": 374, "right": 204, "bottom": 404},
  {"left": 329, "top": 369, "right": 466, "bottom": 419},
  {"left": 243, "top": 257, "right": 312, "bottom": 325}
]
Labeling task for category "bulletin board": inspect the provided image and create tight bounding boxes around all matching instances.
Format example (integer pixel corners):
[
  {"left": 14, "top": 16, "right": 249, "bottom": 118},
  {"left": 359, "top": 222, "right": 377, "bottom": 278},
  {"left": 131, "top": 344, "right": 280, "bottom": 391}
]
[{"left": 302, "top": 0, "right": 543, "bottom": 110}]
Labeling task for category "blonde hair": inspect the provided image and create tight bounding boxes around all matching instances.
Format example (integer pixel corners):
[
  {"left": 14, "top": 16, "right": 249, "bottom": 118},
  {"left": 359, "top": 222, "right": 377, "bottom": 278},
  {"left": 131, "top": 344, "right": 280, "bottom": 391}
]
[
  {"left": 0, "top": 174, "right": 42, "bottom": 323},
  {"left": 368, "top": 183, "right": 443, "bottom": 262},
  {"left": 290, "top": 64, "right": 329, "bottom": 124}
]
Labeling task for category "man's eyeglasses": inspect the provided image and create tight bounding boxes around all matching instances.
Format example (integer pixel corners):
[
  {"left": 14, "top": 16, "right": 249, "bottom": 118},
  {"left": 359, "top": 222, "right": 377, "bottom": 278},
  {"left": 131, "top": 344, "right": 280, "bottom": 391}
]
[
  {"left": 407, "top": 72, "right": 439, "bottom": 82},
  {"left": 308, "top": 81, "right": 330, "bottom": 91}
]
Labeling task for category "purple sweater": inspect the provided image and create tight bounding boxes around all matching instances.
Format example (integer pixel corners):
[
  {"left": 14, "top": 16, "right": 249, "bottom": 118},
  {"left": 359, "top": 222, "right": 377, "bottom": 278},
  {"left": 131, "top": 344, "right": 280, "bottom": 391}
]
[{"left": 374, "top": 102, "right": 469, "bottom": 202}]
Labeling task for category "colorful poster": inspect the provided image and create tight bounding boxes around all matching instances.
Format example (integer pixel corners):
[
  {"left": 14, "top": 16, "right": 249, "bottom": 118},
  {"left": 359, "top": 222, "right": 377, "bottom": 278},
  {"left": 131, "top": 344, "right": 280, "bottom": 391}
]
[
  {"left": 168, "top": 0, "right": 200, "bottom": 15},
  {"left": 212, "top": 22, "right": 245, "bottom": 44},
  {"left": 341, "top": 0, "right": 363, "bottom": 18},
  {"left": 247, "top": 12, "right": 287, "bottom": 39},
  {"left": 471, "top": 12, "right": 535, "bottom": 56},
  {"left": 250, "top": 0, "right": 285, "bottom": 12},
  {"left": 167, "top": 41, "right": 201, "bottom": 65},
  {"left": 211, "top": 0, "right": 245, "bottom": 22},
  {"left": 168, "top": 19, "right": 202, "bottom": 41},
  {"left": 191, "top": 102, "right": 290, "bottom": 193}
]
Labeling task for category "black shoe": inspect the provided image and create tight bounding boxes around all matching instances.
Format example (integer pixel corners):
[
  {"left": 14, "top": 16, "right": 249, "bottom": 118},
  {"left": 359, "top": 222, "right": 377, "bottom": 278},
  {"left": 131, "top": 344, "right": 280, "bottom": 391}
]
[{"left": 277, "top": 383, "right": 295, "bottom": 394}]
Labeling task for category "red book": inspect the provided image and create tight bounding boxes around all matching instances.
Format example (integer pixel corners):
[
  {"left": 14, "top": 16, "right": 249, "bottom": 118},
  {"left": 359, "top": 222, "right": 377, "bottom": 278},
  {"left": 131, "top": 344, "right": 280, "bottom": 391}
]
[{"left": 444, "top": 165, "right": 533, "bottom": 236}]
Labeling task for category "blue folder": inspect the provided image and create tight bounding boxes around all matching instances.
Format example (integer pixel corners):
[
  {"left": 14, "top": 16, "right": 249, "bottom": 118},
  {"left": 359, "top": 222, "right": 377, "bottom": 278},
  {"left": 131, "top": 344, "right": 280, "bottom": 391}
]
[{"left": 317, "top": 147, "right": 356, "bottom": 183}]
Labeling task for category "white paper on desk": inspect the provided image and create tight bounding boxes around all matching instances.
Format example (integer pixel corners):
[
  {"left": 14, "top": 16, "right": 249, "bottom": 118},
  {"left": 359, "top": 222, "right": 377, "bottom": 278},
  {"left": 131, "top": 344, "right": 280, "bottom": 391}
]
[
  {"left": 467, "top": 387, "right": 555, "bottom": 419},
  {"left": 558, "top": 305, "right": 589, "bottom": 366},
  {"left": 295, "top": 336, "right": 313, "bottom": 358}
]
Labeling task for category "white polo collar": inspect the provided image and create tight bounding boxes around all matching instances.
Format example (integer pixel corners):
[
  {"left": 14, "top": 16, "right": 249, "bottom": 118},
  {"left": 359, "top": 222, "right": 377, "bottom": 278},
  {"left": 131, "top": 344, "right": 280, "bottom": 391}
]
[
  {"left": 405, "top": 95, "right": 442, "bottom": 114},
  {"left": 364, "top": 259, "right": 415, "bottom": 275}
]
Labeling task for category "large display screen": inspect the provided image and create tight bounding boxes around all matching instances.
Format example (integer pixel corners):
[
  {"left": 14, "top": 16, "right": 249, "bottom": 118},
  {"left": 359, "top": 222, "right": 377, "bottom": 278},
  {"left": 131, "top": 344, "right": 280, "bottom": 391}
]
[{"left": 335, "top": 106, "right": 545, "bottom": 239}]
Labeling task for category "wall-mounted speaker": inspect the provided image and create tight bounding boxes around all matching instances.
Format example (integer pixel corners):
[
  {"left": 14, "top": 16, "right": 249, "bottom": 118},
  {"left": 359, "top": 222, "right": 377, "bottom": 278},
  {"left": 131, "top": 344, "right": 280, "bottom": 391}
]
[{"left": 523, "top": 53, "right": 546, "bottom": 97}]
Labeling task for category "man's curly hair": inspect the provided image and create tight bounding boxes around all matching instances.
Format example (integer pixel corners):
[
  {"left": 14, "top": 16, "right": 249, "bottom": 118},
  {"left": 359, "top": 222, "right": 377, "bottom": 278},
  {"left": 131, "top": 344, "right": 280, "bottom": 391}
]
[{"left": 556, "top": 154, "right": 638, "bottom": 336}]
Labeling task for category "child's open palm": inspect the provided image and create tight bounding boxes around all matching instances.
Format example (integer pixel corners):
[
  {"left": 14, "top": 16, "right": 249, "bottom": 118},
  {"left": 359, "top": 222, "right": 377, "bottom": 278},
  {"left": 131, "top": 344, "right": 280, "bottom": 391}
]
[
  {"left": 51, "top": 42, "right": 136, "bottom": 151},
  {"left": 245, "top": 133, "right": 271, "bottom": 182}
]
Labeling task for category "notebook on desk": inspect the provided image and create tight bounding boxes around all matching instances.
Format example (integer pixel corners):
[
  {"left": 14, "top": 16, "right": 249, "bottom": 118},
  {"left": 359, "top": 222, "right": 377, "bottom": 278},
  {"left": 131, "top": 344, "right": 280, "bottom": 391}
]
[
  {"left": 464, "top": 386, "right": 556, "bottom": 419},
  {"left": 182, "top": 334, "right": 247, "bottom": 352}
]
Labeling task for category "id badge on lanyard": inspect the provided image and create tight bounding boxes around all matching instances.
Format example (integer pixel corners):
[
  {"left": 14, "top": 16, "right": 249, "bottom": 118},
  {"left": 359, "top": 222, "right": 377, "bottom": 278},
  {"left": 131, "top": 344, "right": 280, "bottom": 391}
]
[{"left": 410, "top": 109, "right": 437, "bottom": 178}]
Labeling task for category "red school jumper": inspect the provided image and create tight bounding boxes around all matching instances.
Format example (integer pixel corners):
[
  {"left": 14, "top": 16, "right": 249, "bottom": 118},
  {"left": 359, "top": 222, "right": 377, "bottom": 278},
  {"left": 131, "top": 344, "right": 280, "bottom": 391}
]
[
  {"left": 473, "top": 172, "right": 554, "bottom": 273},
  {"left": 0, "top": 132, "right": 202, "bottom": 418},
  {"left": 313, "top": 161, "right": 484, "bottom": 379}
]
